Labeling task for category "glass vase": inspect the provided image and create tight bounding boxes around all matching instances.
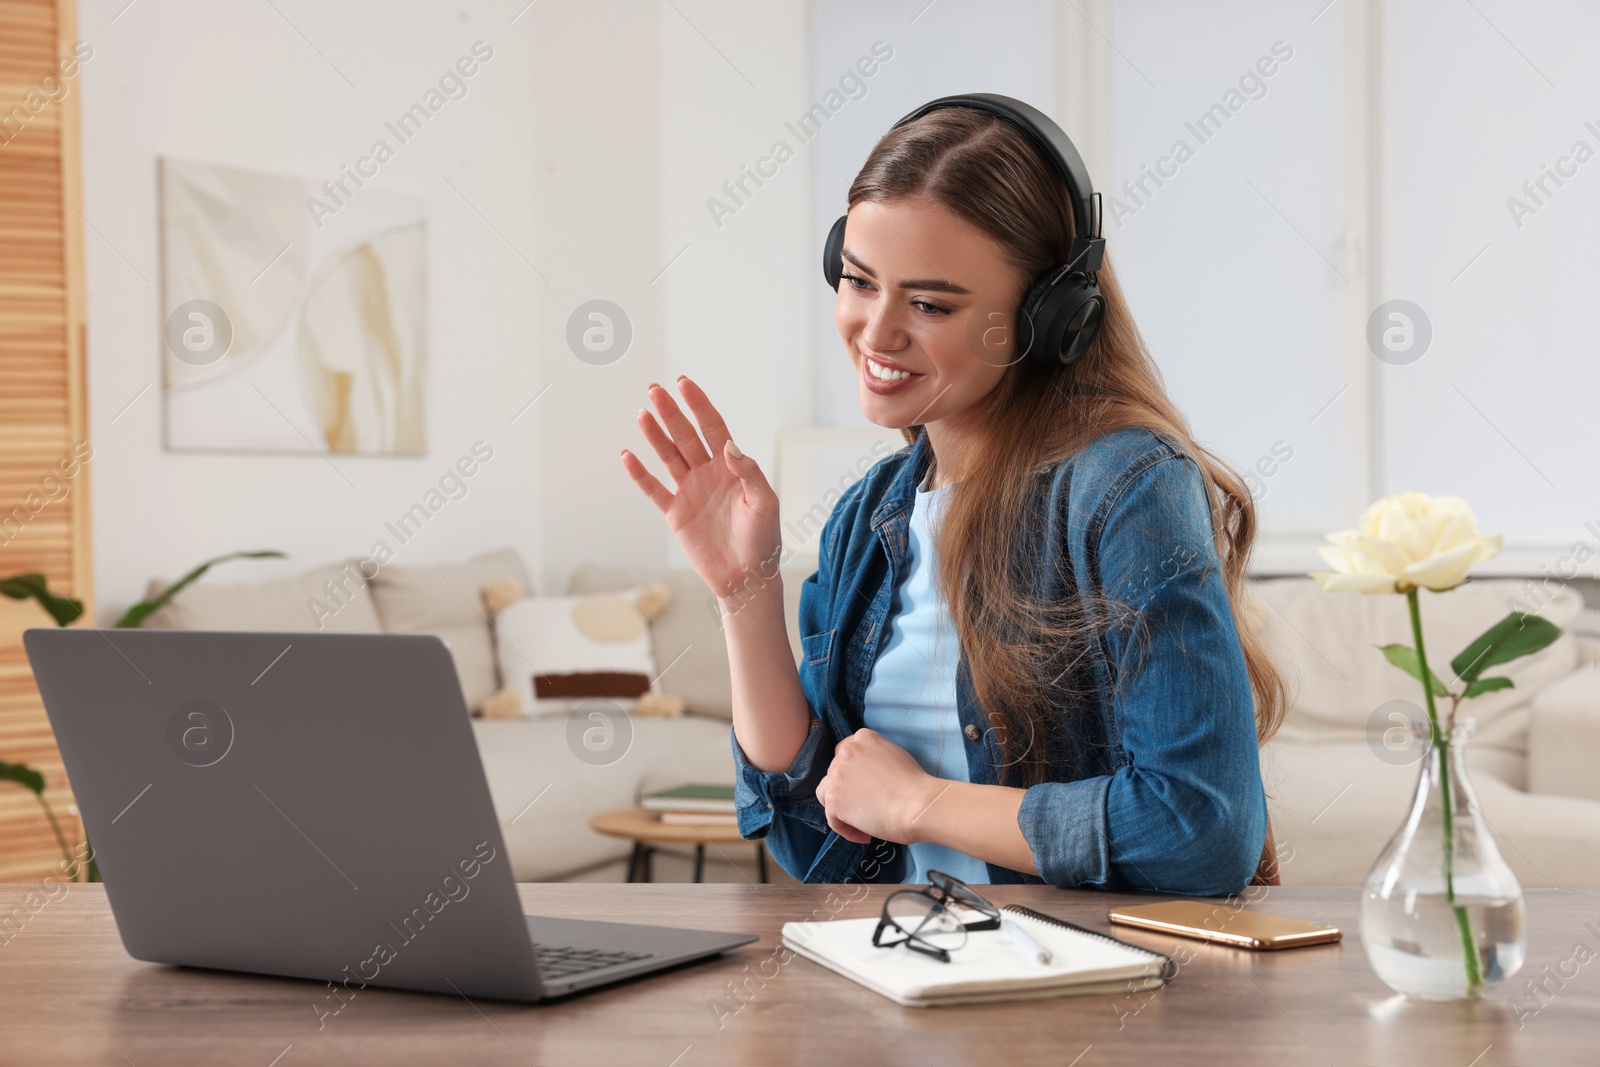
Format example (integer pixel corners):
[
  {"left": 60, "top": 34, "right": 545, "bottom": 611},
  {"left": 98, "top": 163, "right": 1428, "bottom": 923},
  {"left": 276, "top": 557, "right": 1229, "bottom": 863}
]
[{"left": 1359, "top": 718, "right": 1527, "bottom": 1000}]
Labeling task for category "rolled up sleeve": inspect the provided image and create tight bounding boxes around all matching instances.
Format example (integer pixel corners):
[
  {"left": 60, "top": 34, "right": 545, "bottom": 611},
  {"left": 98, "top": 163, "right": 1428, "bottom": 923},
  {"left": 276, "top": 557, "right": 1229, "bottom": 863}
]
[
  {"left": 1016, "top": 452, "right": 1267, "bottom": 896},
  {"left": 1017, "top": 775, "right": 1111, "bottom": 886},
  {"left": 731, "top": 716, "right": 833, "bottom": 839}
]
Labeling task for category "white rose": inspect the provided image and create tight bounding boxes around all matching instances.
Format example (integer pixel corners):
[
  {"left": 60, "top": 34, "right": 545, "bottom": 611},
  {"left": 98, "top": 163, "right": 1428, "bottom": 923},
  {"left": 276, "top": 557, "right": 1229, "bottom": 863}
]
[{"left": 1309, "top": 491, "right": 1503, "bottom": 594}]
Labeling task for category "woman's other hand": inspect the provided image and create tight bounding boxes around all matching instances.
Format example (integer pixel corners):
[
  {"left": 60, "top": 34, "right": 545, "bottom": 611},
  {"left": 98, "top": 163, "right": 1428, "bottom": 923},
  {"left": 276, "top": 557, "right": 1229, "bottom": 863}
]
[
  {"left": 620, "top": 376, "right": 782, "bottom": 604},
  {"left": 815, "top": 728, "right": 943, "bottom": 846}
]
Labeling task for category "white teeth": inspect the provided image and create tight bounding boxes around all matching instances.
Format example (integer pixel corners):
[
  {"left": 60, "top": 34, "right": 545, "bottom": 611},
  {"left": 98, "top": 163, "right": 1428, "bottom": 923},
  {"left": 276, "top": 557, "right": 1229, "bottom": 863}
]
[{"left": 866, "top": 357, "right": 913, "bottom": 381}]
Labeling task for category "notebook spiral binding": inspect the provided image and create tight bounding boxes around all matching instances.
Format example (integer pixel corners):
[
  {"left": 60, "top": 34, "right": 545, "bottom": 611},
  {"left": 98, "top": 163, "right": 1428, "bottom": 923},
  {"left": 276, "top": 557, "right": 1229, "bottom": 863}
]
[{"left": 1001, "top": 904, "right": 1179, "bottom": 981}]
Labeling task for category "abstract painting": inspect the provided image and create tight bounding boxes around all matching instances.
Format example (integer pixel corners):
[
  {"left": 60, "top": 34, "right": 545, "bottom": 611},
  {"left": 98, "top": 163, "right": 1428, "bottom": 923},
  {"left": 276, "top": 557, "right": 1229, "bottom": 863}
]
[{"left": 160, "top": 156, "right": 426, "bottom": 455}]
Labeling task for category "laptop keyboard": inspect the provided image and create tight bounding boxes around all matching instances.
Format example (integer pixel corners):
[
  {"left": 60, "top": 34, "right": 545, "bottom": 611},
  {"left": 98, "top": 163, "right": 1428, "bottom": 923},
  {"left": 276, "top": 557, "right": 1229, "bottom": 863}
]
[{"left": 533, "top": 942, "right": 655, "bottom": 980}]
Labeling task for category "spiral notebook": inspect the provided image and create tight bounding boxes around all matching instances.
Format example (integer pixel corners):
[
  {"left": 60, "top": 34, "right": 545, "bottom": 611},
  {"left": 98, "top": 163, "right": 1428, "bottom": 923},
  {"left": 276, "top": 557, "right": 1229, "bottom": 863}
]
[{"left": 780, "top": 903, "right": 1172, "bottom": 1007}]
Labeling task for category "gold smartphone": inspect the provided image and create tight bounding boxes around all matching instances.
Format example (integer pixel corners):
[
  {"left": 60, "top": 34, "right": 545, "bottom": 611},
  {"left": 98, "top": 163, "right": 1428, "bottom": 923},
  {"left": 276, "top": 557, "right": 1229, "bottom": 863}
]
[{"left": 1107, "top": 900, "right": 1341, "bottom": 951}]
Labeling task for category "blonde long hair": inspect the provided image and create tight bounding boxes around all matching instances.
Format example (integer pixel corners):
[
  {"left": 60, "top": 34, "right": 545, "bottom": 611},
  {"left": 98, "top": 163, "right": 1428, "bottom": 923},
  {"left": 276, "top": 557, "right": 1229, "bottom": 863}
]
[{"left": 848, "top": 106, "right": 1286, "bottom": 788}]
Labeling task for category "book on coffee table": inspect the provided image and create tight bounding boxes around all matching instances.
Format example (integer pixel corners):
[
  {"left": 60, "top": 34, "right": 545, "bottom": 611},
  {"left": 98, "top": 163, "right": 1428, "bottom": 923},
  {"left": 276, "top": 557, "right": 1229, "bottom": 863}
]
[
  {"left": 659, "top": 811, "right": 739, "bottom": 826},
  {"left": 640, "top": 783, "right": 736, "bottom": 814}
]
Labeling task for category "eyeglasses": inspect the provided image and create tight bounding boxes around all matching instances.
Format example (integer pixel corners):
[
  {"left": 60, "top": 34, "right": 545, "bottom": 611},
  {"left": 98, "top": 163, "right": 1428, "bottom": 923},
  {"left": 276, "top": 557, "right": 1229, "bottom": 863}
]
[{"left": 872, "top": 869, "right": 1002, "bottom": 963}]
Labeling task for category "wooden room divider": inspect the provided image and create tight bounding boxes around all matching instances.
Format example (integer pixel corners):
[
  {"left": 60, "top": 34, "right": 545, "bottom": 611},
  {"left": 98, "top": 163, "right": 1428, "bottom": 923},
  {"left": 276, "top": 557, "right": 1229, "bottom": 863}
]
[{"left": 0, "top": 0, "right": 94, "bottom": 881}]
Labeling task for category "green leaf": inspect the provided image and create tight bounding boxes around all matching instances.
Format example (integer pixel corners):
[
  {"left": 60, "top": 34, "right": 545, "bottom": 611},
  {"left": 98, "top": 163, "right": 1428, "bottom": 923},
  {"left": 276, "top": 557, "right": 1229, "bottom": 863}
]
[
  {"left": 2, "top": 766, "right": 78, "bottom": 878},
  {"left": 0, "top": 760, "right": 46, "bottom": 796},
  {"left": 1450, "top": 612, "right": 1562, "bottom": 685},
  {"left": 1379, "top": 643, "right": 1449, "bottom": 697},
  {"left": 0, "top": 573, "right": 84, "bottom": 626},
  {"left": 114, "top": 551, "right": 286, "bottom": 628},
  {"left": 1464, "top": 676, "right": 1514, "bottom": 698}
]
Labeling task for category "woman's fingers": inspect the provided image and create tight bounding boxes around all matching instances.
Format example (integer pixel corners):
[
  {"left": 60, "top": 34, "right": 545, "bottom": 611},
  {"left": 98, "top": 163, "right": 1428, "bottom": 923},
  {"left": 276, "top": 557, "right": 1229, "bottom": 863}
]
[
  {"left": 647, "top": 382, "right": 711, "bottom": 467},
  {"left": 828, "top": 814, "right": 872, "bottom": 845},
  {"left": 676, "top": 376, "right": 731, "bottom": 456},
  {"left": 636, "top": 407, "right": 691, "bottom": 485},
  {"left": 817, "top": 775, "right": 871, "bottom": 844},
  {"left": 619, "top": 449, "right": 675, "bottom": 514},
  {"left": 723, "top": 441, "right": 777, "bottom": 511}
]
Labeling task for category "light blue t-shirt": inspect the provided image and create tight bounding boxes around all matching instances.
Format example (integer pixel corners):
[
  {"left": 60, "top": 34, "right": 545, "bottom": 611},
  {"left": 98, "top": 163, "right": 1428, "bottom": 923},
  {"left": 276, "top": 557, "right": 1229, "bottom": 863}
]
[{"left": 860, "top": 467, "right": 991, "bottom": 886}]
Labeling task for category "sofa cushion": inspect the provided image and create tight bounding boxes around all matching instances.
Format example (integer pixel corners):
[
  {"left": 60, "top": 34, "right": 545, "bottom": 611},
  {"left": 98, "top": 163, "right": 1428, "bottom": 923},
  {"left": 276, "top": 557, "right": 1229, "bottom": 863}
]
[
  {"left": 1264, "top": 737, "right": 1600, "bottom": 888},
  {"left": 139, "top": 561, "right": 383, "bottom": 633},
  {"left": 1248, "top": 576, "right": 1583, "bottom": 754},
  {"left": 1528, "top": 669, "right": 1600, "bottom": 801},
  {"left": 568, "top": 561, "right": 815, "bottom": 720},
  {"left": 368, "top": 546, "right": 531, "bottom": 712}
]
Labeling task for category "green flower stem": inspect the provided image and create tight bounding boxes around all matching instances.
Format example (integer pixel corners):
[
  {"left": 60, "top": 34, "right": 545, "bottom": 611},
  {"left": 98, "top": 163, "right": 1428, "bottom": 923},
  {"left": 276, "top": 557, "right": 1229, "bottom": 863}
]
[{"left": 1406, "top": 587, "right": 1484, "bottom": 995}]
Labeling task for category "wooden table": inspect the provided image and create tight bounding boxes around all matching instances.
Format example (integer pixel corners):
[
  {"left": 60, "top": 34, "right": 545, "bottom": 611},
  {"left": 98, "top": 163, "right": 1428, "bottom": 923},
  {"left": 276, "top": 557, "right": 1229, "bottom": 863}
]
[
  {"left": 588, "top": 806, "right": 768, "bottom": 883},
  {"left": 0, "top": 884, "right": 1593, "bottom": 1065}
]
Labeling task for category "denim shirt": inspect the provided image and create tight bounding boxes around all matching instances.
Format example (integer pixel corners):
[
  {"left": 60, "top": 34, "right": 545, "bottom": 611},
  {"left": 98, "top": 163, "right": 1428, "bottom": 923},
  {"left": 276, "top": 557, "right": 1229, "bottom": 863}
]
[{"left": 730, "top": 425, "right": 1268, "bottom": 896}]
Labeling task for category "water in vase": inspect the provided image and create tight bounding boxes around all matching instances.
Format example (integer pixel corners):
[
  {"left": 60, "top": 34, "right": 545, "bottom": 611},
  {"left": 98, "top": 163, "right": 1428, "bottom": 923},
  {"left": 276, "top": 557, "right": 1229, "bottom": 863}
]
[
  {"left": 1358, "top": 719, "right": 1528, "bottom": 1000},
  {"left": 1361, "top": 890, "right": 1526, "bottom": 1000}
]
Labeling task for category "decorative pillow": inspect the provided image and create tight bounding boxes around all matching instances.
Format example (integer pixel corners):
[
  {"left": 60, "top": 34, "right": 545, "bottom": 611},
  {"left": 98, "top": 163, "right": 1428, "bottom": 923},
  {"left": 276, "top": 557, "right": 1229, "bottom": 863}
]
[
  {"left": 366, "top": 547, "right": 532, "bottom": 713},
  {"left": 567, "top": 561, "right": 817, "bottom": 721},
  {"left": 482, "top": 580, "right": 686, "bottom": 720}
]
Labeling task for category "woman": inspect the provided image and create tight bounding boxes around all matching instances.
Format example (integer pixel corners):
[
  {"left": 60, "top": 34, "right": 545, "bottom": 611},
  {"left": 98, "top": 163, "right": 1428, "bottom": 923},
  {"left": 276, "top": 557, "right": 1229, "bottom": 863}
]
[{"left": 620, "top": 99, "right": 1285, "bottom": 894}]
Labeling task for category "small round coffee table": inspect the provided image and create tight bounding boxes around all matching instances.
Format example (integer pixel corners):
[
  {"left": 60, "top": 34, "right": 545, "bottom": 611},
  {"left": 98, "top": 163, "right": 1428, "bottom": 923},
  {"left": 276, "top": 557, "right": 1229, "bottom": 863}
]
[{"left": 588, "top": 807, "right": 768, "bottom": 883}]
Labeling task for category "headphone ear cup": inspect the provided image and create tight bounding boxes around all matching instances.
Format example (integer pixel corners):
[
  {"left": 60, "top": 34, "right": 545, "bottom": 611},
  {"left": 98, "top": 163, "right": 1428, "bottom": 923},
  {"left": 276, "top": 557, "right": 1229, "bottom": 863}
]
[
  {"left": 822, "top": 215, "right": 848, "bottom": 290},
  {"left": 1027, "top": 271, "right": 1104, "bottom": 367},
  {"left": 1059, "top": 291, "right": 1104, "bottom": 365}
]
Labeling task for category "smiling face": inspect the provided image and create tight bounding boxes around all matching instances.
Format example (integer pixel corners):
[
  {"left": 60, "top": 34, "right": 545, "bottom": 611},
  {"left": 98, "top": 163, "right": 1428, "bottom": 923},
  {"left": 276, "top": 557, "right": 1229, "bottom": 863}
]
[{"left": 834, "top": 197, "right": 1029, "bottom": 435}]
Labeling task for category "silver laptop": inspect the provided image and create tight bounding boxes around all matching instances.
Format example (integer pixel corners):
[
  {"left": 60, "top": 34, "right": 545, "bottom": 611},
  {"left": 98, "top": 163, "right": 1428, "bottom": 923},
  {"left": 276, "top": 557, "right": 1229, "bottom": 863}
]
[{"left": 24, "top": 628, "right": 757, "bottom": 1003}]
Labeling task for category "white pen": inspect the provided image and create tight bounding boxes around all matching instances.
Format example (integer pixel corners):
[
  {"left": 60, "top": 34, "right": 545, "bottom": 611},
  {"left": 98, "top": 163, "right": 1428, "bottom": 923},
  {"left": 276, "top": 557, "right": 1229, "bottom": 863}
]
[{"left": 1001, "top": 915, "right": 1052, "bottom": 965}]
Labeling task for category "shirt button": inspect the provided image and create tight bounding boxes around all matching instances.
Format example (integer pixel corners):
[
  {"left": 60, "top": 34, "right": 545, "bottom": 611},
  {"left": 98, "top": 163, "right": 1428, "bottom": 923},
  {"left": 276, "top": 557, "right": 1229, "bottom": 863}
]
[{"left": 963, "top": 724, "right": 981, "bottom": 741}]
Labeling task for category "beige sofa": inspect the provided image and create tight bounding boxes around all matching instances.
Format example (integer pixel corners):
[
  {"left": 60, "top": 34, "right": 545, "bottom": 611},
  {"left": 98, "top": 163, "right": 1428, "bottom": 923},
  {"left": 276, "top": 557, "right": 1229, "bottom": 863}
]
[
  {"left": 141, "top": 552, "right": 1600, "bottom": 887},
  {"left": 1248, "top": 576, "right": 1600, "bottom": 889}
]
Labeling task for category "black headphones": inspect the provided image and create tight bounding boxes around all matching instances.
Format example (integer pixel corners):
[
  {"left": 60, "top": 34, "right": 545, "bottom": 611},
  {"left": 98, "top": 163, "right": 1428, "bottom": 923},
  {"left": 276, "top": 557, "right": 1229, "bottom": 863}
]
[{"left": 822, "top": 93, "right": 1106, "bottom": 368}]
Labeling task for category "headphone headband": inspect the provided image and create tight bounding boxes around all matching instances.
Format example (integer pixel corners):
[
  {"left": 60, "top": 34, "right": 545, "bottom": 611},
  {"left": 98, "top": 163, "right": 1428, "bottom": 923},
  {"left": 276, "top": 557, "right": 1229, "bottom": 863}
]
[{"left": 889, "top": 93, "right": 1103, "bottom": 272}]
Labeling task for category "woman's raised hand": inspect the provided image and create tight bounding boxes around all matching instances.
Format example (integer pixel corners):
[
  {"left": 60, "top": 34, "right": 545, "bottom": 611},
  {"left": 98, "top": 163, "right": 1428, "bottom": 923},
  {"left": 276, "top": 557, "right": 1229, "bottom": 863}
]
[{"left": 620, "top": 377, "right": 782, "bottom": 603}]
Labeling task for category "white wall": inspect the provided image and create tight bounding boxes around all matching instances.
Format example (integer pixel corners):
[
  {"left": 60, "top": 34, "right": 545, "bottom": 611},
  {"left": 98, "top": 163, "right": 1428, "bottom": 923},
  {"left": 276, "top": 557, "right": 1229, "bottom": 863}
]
[
  {"left": 528, "top": 0, "right": 665, "bottom": 592},
  {"left": 1381, "top": 0, "right": 1600, "bottom": 569},
  {"left": 77, "top": 0, "right": 815, "bottom": 617},
  {"left": 1109, "top": 0, "right": 1600, "bottom": 577},
  {"left": 1110, "top": 1, "right": 1353, "bottom": 551},
  {"left": 658, "top": 1, "right": 814, "bottom": 573},
  {"left": 80, "top": 1, "right": 543, "bottom": 620}
]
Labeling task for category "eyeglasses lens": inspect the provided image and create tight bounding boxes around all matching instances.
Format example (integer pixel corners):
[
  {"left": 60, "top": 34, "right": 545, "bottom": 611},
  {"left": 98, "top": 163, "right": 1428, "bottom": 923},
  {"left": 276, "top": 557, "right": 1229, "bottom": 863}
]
[{"left": 886, "top": 893, "right": 967, "bottom": 951}]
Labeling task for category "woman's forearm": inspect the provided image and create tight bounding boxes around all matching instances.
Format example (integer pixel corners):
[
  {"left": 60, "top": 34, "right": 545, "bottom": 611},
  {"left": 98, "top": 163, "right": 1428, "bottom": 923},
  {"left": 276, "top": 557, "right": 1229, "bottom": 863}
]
[
  {"left": 721, "top": 581, "right": 813, "bottom": 772},
  {"left": 909, "top": 780, "right": 1039, "bottom": 876}
]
